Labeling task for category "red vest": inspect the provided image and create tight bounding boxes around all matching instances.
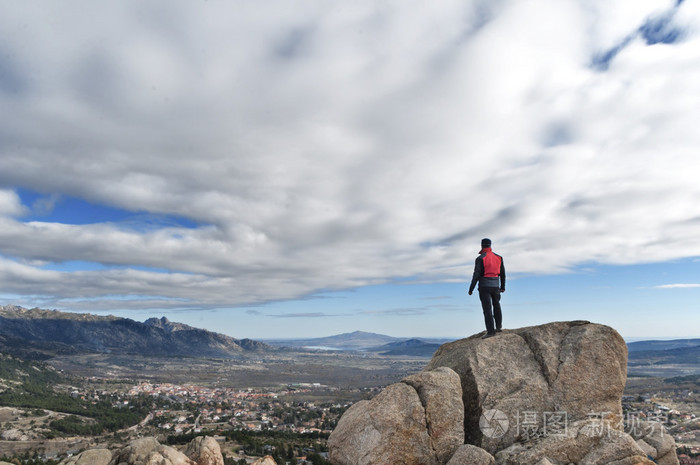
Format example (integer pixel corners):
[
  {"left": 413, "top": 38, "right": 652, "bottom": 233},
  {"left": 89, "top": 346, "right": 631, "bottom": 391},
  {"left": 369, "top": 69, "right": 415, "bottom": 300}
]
[{"left": 481, "top": 248, "right": 501, "bottom": 278}]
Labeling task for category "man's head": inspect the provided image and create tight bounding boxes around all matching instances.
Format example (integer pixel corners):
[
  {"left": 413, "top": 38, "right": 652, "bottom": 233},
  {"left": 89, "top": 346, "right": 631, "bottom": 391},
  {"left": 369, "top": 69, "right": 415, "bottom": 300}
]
[{"left": 481, "top": 238, "right": 492, "bottom": 248}]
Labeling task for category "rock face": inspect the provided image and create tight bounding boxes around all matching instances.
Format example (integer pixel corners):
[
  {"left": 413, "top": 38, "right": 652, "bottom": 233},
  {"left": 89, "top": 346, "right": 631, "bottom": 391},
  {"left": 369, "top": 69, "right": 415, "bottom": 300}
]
[
  {"left": 494, "top": 419, "right": 655, "bottom": 465},
  {"left": 424, "top": 321, "right": 627, "bottom": 453},
  {"left": 328, "top": 367, "right": 464, "bottom": 465},
  {"left": 328, "top": 321, "right": 680, "bottom": 465}
]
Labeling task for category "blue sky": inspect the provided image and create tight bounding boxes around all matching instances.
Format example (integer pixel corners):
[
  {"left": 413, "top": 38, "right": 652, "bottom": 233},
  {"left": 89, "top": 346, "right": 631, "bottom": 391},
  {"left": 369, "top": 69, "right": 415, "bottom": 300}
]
[{"left": 1, "top": 0, "right": 700, "bottom": 339}]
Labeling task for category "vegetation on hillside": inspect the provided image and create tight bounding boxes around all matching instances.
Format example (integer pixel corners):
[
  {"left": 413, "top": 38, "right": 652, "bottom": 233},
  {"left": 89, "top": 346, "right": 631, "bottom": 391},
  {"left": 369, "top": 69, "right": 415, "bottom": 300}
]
[{"left": 0, "top": 353, "right": 149, "bottom": 436}]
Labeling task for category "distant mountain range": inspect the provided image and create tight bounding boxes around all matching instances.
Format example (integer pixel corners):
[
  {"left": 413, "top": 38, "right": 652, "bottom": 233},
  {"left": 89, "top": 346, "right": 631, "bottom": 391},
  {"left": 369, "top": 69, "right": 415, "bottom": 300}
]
[
  {"left": 627, "top": 338, "right": 700, "bottom": 352},
  {"left": 627, "top": 344, "right": 700, "bottom": 366},
  {"left": 0, "top": 306, "right": 448, "bottom": 360},
  {"left": 3, "top": 304, "right": 697, "bottom": 363},
  {"left": 0, "top": 305, "right": 270, "bottom": 360}
]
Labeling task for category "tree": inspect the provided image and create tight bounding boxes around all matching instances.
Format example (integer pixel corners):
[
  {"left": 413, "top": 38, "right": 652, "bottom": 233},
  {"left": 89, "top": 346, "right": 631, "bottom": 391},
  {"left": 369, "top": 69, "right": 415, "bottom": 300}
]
[{"left": 306, "top": 452, "right": 329, "bottom": 465}]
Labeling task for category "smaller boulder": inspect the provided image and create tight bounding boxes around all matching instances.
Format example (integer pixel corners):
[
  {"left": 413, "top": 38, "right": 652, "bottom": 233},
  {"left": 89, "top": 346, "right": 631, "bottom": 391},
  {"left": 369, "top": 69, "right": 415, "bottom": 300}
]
[
  {"left": 627, "top": 421, "right": 679, "bottom": 465},
  {"left": 184, "top": 436, "right": 224, "bottom": 465},
  {"left": 328, "top": 382, "right": 437, "bottom": 465}
]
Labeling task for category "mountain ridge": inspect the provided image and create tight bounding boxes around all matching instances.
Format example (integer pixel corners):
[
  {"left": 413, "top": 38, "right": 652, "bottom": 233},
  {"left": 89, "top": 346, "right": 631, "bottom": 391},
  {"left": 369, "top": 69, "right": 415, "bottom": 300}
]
[{"left": 0, "top": 305, "right": 272, "bottom": 360}]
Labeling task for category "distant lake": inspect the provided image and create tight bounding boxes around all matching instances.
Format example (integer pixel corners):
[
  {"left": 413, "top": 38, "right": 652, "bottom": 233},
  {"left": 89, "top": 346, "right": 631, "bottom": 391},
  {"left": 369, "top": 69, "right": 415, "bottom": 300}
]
[{"left": 304, "top": 346, "right": 344, "bottom": 351}]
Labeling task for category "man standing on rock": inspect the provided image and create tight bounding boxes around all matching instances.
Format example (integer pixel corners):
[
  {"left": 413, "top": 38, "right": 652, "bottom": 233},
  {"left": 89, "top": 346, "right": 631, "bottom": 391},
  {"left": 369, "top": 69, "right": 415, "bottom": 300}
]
[{"left": 468, "top": 238, "right": 506, "bottom": 339}]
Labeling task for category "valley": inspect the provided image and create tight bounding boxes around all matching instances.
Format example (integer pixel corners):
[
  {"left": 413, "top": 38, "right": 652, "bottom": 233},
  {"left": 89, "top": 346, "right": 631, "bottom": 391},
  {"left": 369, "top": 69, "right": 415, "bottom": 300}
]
[
  {"left": 1, "top": 306, "right": 700, "bottom": 463},
  {"left": 45, "top": 349, "right": 427, "bottom": 389}
]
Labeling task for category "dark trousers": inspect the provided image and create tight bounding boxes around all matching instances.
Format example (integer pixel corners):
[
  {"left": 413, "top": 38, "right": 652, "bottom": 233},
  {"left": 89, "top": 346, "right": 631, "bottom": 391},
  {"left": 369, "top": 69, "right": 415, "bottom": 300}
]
[{"left": 479, "top": 287, "right": 502, "bottom": 334}]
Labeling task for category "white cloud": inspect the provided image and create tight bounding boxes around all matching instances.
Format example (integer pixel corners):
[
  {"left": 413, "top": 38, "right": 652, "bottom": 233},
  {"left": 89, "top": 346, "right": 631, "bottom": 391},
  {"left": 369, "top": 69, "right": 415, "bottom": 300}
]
[
  {"left": 0, "top": 190, "right": 25, "bottom": 217},
  {"left": 1, "top": 0, "right": 700, "bottom": 311},
  {"left": 653, "top": 284, "right": 700, "bottom": 289}
]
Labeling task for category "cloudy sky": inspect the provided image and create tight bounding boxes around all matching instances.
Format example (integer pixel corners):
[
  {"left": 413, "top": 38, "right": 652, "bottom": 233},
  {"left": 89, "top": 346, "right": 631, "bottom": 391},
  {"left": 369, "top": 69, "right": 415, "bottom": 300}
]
[{"left": 1, "top": 0, "right": 699, "bottom": 340}]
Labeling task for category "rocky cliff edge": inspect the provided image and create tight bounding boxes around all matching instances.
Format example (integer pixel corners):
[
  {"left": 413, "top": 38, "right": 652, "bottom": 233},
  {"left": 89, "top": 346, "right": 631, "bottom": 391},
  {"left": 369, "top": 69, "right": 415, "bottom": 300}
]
[{"left": 328, "top": 321, "right": 679, "bottom": 465}]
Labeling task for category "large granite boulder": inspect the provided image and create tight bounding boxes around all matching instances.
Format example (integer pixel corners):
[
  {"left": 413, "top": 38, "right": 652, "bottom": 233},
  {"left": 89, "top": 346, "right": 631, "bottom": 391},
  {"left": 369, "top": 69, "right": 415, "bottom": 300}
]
[
  {"left": 328, "top": 321, "right": 680, "bottom": 465},
  {"left": 328, "top": 367, "right": 464, "bottom": 465},
  {"left": 424, "top": 321, "right": 627, "bottom": 453}
]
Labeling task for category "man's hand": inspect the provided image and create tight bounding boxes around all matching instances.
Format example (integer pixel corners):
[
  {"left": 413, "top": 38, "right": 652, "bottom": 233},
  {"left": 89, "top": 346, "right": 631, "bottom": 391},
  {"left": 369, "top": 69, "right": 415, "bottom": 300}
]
[
  {"left": 500, "top": 289, "right": 505, "bottom": 293},
  {"left": 468, "top": 290, "right": 473, "bottom": 295}
]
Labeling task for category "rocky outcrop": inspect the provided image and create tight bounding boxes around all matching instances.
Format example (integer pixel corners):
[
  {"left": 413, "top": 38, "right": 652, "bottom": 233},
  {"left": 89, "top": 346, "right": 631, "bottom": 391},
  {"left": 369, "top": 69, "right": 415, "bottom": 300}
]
[
  {"left": 328, "top": 321, "right": 680, "bottom": 465},
  {"left": 424, "top": 321, "right": 628, "bottom": 453},
  {"left": 58, "top": 436, "right": 225, "bottom": 465},
  {"left": 184, "top": 436, "right": 225, "bottom": 465},
  {"left": 328, "top": 367, "right": 464, "bottom": 465},
  {"left": 1, "top": 428, "right": 30, "bottom": 441},
  {"left": 61, "top": 449, "right": 113, "bottom": 465}
]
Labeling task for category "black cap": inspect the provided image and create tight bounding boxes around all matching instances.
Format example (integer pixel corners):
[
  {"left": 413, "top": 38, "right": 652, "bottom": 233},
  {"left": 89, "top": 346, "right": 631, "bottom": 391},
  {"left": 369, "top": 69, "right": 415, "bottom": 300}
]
[{"left": 481, "top": 238, "right": 492, "bottom": 248}]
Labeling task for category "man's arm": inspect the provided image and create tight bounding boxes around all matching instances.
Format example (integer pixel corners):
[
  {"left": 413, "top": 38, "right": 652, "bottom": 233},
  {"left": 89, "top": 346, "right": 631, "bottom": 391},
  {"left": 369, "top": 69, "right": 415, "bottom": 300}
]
[
  {"left": 499, "top": 257, "right": 506, "bottom": 292},
  {"left": 468, "top": 257, "right": 483, "bottom": 295}
]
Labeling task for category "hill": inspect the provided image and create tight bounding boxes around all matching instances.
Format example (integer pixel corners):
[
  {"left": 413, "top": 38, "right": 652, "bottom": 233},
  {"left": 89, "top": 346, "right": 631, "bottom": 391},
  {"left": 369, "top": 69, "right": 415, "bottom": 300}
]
[
  {"left": 367, "top": 338, "right": 441, "bottom": 357},
  {"left": 0, "top": 305, "right": 272, "bottom": 360},
  {"left": 627, "top": 338, "right": 700, "bottom": 352},
  {"left": 264, "top": 330, "right": 400, "bottom": 350}
]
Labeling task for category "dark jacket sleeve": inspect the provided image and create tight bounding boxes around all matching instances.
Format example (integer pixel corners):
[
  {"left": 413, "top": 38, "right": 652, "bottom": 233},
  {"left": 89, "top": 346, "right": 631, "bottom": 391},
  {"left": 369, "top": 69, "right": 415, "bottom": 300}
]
[
  {"left": 500, "top": 257, "right": 506, "bottom": 291},
  {"left": 468, "top": 256, "right": 483, "bottom": 293}
]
